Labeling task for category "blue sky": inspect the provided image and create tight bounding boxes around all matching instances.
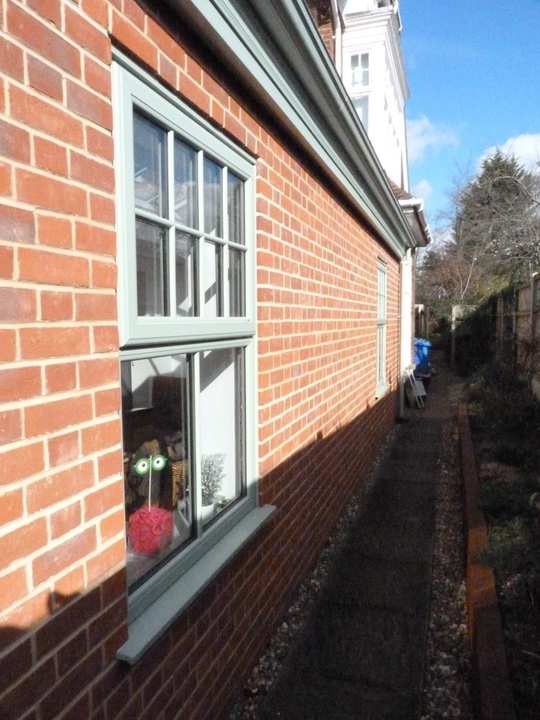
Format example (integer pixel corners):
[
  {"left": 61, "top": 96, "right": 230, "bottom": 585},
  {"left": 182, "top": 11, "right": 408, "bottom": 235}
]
[{"left": 400, "top": 0, "right": 540, "bottom": 229}]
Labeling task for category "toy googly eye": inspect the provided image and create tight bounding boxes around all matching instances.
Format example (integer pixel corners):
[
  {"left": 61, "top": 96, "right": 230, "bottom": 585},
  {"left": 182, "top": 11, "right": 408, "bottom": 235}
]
[
  {"left": 133, "top": 458, "right": 150, "bottom": 476},
  {"left": 152, "top": 454, "right": 167, "bottom": 471}
]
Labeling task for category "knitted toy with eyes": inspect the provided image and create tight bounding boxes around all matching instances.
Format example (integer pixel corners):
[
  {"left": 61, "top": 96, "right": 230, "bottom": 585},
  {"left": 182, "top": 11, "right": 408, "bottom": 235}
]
[{"left": 126, "top": 438, "right": 174, "bottom": 556}]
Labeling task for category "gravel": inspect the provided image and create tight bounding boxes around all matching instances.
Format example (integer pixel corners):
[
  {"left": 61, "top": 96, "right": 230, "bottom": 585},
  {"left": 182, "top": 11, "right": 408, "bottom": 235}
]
[{"left": 229, "top": 416, "right": 474, "bottom": 720}]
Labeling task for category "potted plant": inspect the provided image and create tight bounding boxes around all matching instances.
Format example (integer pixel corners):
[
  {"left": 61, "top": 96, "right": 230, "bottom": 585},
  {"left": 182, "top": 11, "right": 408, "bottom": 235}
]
[{"left": 201, "top": 453, "right": 225, "bottom": 521}]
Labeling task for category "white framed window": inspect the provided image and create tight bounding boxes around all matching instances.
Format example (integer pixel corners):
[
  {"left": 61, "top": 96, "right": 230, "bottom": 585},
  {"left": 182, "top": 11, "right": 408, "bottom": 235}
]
[
  {"left": 113, "top": 58, "right": 271, "bottom": 659},
  {"left": 376, "top": 260, "right": 387, "bottom": 394},
  {"left": 351, "top": 52, "right": 369, "bottom": 88},
  {"left": 353, "top": 96, "right": 369, "bottom": 131}
]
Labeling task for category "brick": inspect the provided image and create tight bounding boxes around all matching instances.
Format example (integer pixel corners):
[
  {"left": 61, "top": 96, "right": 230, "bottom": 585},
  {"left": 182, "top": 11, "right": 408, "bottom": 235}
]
[
  {"left": 27, "top": 55, "right": 63, "bottom": 101},
  {"left": 47, "top": 430, "right": 80, "bottom": 467},
  {"left": 92, "top": 325, "right": 119, "bottom": 352},
  {"left": 0, "top": 246, "right": 14, "bottom": 279},
  {"left": 91, "top": 259, "right": 117, "bottom": 289},
  {"left": 36, "top": 214, "right": 73, "bottom": 249},
  {"left": 27, "top": 0, "right": 62, "bottom": 27},
  {"left": 52, "top": 565, "right": 85, "bottom": 600},
  {"left": 0, "top": 518, "right": 48, "bottom": 572},
  {"left": 0, "top": 637, "right": 33, "bottom": 695},
  {"left": 0, "top": 366, "right": 41, "bottom": 403},
  {"left": 0, "top": 118, "right": 31, "bottom": 163},
  {"left": 56, "top": 629, "right": 89, "bottom": 677},
  {"left": 0, "top": 488, "right": 24, "bottom": 526},
  {"left": 44, "top": 362, "right": 77, "bottom": 394},
  {"left": 26, "top": 461, "right": 93, "bottom": 515},
  {"left": 86, "top": 537, "right": 125, "bottom": 586},
  {"left": 75, "top": 220, "right": 116, "bottom": 255},
  {"left": 20, "top": 326, "right": 90, "bottom": 360},
  {"left": 32, "top": 526, "right": 97, "bottom": 586},
  {"left": 70, "top": 151, "right": 114, "bottom": 193},
  {"left": 50, "top": 501, "right": 83, "bottom": 540},
  {"left": 41, "top": 291, "right": 74, "bottom": 321},
  {"left": 89, "top": 192, "right": 115, "bottom": 224},
  {"left": 0, "top": 160, "right": 12, "bottom": 196},
  {"left": 79, "top": 356, "right": 119, "bottom": 388},
  {"left": 19, "top": 245, "right": 89, "bottom": 287},
  {"left": 84, "top": 481, "right": 123, "bottom": 522},
  {"left": 0, "top": 37, "right": 24, "bottom": 82},
  {"left": 95, "top": 387, "right": 121, "bottom": 418},
  {"left": 1, "top": 654, "right": 55, "bottom": 720},
  {"left": 0, "top": 286, "right": 38, "bottom": 322},
  {"left": 85, "top": 126, "right": 113, "bottom": 162},
  {"left": 9, "top": 85, "right": 84, "bottom": 147},
  {"left": 7, "top": 4, "right": 80, "bottom": 77},
  {"left": 99, "top": 507, "right": 125, "bottom": 543},
  {"left": 75, "top": 292, "right": 117, "bottom": 321},
  {"left": 65, "top": 6, "right": 111, "bottom": 63},
  {"left": 88, "top": 597, "right": 127, "bottom": 649},
  {"left": 16, "top": 168, "right": 87, "bottom": 216},
  {"left": 0, "top": 409, "right": 22, "bottom": 445},
  {"left": 97, "top": 447, "right": 123, "bottom": 481},
  {"left": 0, "top": 329, "right": 17, "bottom": 362},
  {"left": 25, "top": 394, "right": 93, "bottom": 437},
  {"left": 34, "top": 136, "right": 68, "bottom": 177},
  {"left": 0, "top": 204, "right": 35, "bottom": 243},
  {"left": 110, "top": 12, "right": 158, "bottom": 71},
  {"left": 0, "top": 588, "right": 49, "bottom": 639},
  {"left": 0, "top": 442, "right": 45, "bottom": 487},
  {"left": 66, "top": 79, "right": 112, "bottom": 129},
  {"left": 81, "top": 417, "right": 121, "bottom": 455},
  {"left": 81, "top": 0, "right": 109, "bottom": 27},
  {"left": 36, "top": 585, "right": 101, "bottom": 658}
]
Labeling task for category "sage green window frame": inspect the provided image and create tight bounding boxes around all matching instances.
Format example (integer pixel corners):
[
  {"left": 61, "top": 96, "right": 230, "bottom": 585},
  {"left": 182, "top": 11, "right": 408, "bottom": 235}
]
[
  {"left": 113, "top": 58, "right": 256, "bottom": 349},
  {"left": 113, "top": 55, "right": 273, "bottom": 664},
  {"left": 376, "top": 260, "right": 387, "bottom": 396}
]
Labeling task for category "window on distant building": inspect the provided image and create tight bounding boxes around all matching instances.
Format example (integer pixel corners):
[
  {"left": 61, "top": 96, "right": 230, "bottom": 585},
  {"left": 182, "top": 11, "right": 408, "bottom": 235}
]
[
  {"left": 353, "top": 96, "right": 369, "bottom": 131},
  {"left": 376, "top": 260, "right": 387, "bottom": 394},
  {"left": 351, "top": 52, "right": 369, "bottom": 88},
  {"left": 113, "top": 58, "right": 260, "bottom": 611}
]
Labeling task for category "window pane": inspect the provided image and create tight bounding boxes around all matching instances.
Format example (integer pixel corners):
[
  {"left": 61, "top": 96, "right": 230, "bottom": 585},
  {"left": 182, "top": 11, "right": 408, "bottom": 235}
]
[
  {"left": 199, "top": 347, "right": 244, "bottom": 526},
  {"left": 122, "top": 354, "right": 193, "bottom": 589},
  {"left": 227, "top": 172, "right": 244, "bottom": 244},
  {"left": 354, "top": 96, "right": 369, "bottom": 130},
  {"left": 175, "top": 232, "right": 197, "bottom": 317},
  {"left": 204, "top": 241, "right": 221, "bottom": 317},
  {"left": 229, "top": 247, "right": 245, "bottom": 317},
  {"left": 203, "top": 157, "right": 222, "bottom": 236},
  {"left": 136, "top": 219, "right": 167, "bottom": 317},
  {"left": 134, "top": 113, "right": 167, "bottom": 217},
  {"left": 174, "top": 139, "right": 197, "bottom": 227}
]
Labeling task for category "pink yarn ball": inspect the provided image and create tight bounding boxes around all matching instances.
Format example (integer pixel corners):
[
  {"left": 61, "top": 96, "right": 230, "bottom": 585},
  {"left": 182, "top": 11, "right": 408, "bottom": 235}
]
[{"left": 128, "top": 507, "right": 174, "bottom": 556}]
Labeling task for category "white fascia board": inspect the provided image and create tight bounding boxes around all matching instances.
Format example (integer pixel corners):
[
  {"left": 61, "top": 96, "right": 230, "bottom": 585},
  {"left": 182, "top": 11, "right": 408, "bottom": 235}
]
[{"left": 163, "top": 0, "right": 418, "bottom": 257}]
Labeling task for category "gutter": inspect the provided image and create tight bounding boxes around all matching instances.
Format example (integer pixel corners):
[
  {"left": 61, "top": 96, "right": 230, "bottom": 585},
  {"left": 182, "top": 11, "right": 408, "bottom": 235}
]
[{"left": 162, "top": 0, "right": 420, "bottom": 258}]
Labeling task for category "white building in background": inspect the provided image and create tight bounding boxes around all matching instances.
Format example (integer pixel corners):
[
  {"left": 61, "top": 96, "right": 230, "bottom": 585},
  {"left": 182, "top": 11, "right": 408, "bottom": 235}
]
[
  {"left": 308, "top": 0, "right": 432, "bottom": 404},
  {"left": 341, "top": 0, "right": 410, "bottom": 190}
]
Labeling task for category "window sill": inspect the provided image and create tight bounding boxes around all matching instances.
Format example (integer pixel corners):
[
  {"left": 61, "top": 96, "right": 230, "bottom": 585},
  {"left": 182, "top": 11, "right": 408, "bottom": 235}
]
[
  {"left": 116, "top": 504, "right": 276, "bottom": 665},
  {"left": 375, "top": 382, "right": 390, "bottom": 400}
]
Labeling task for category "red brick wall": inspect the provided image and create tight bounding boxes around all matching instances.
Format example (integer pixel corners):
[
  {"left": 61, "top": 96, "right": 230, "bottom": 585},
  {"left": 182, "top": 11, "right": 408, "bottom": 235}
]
[{"left": 0, "top": 1, "right": 402, "bottom": 718}]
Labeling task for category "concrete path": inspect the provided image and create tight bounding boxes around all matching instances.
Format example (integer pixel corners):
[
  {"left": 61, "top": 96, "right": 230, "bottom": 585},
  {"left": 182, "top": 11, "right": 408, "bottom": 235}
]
[{"left": 259, "top": 359, "right": 460, "bottom": 720}]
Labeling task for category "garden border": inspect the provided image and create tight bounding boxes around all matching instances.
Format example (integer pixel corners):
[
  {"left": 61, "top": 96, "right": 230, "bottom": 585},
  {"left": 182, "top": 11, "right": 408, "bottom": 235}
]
[{"left": 458, "top": 403, "right": 517, "bottom": 720}]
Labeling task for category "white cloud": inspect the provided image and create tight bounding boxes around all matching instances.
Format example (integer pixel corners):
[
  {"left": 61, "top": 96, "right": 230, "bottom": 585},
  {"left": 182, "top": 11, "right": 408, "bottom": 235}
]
[
  {"left": 406, "top": 115, "right": 459, "bottom": 164},
  {"left": 411, "top": 179, "right": 433, "bottom": 203},
  {"left": 478, "top": 134, "right": 540, "bottom": 174}
]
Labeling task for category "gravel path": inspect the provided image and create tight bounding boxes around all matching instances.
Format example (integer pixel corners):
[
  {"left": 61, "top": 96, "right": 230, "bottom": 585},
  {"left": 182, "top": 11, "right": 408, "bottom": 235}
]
[{"left": 229, "top": 414, "right": 474, "bottom": 720}]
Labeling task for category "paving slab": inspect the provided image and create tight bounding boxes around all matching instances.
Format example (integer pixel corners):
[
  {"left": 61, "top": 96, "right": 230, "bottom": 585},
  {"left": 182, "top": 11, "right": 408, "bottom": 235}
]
[{"left": 259, "top": 360, "right": 458, "bottom": 720}]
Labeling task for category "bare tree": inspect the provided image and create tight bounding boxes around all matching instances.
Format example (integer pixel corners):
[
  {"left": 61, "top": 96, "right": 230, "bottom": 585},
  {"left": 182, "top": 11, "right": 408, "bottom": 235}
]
[{"left": 417, "top": 150, "right": 540, "bottom": 310}]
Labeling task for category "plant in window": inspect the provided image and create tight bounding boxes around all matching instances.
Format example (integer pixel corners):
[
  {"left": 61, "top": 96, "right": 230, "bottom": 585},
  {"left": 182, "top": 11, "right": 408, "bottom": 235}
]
[{"left": 201, "top": 453, "right": 225, "bottom": 507}]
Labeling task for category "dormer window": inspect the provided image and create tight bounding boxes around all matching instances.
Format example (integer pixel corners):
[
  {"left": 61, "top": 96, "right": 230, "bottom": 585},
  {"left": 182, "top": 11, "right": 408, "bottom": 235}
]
[{"left": 351, "top": 53, "right": 369, "bottom": 88}]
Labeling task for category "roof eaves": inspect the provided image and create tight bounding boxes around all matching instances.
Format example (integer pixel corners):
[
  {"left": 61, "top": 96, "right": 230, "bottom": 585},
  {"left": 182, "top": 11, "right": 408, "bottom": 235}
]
[{"left": 163, "top": 0, "right": 419, "bottom": 257}]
